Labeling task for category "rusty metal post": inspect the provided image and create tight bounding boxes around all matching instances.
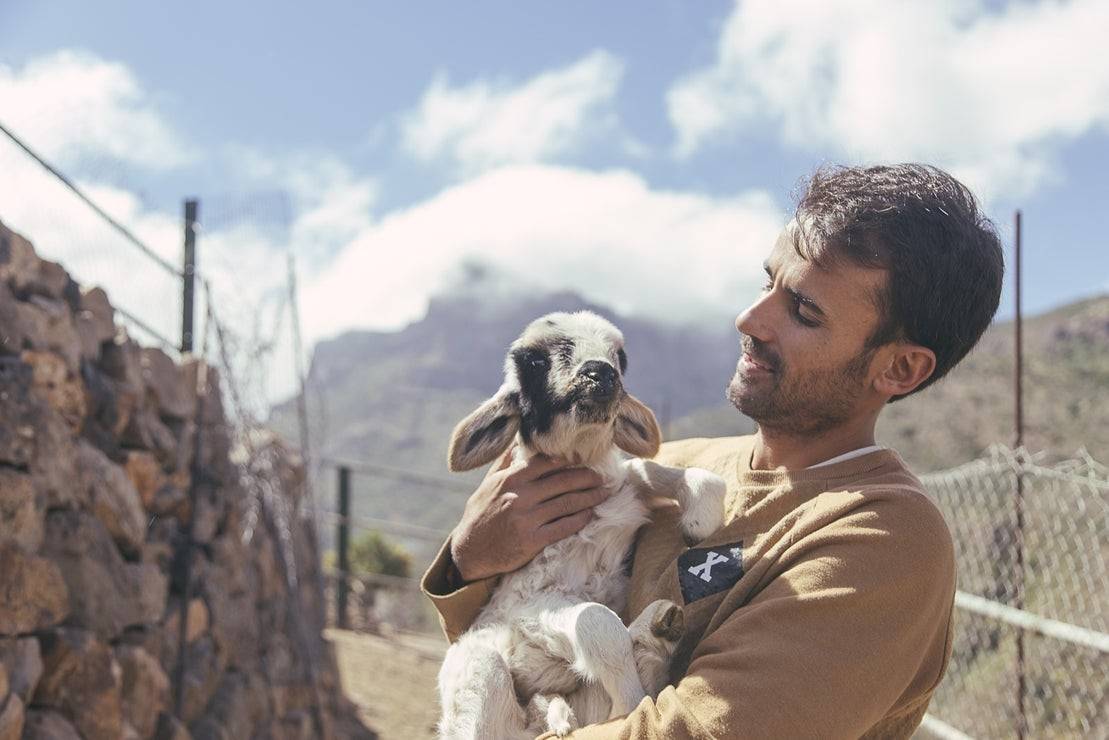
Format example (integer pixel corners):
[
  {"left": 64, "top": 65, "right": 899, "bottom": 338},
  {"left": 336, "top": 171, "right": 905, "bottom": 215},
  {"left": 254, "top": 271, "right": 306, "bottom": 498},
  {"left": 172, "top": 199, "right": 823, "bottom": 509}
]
[
  {"left": 181, "top": 199, "right": 199, "bottom": 353},
  {"left": 337, "top": 466, "right": 351, "bottom": 629},
  {"left": 1014, "top": 209, "right": 1026, "bottom": 740}
]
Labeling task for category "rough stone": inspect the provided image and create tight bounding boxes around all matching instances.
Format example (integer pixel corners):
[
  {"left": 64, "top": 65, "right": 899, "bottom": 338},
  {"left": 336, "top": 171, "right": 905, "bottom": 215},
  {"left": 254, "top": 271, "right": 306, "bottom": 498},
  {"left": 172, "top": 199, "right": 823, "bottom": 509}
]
[
  {"left": 150, "top": 484, "right": 190, "bottom": 520},
  {"left": 163, "top": 598, "right": 209, "bottom": 647},
  {"left": 0, "top": 358, "right": 36, "bottom": 468},
  {"left": 79, "top": 287, "right": 116, "bottom": 345},
  {"left": 80, "top": 360, "right": 133, "bottom": 461},
  {"left": 0, "top": 469, "right": 42, "bottom": 551},
  {"left": 201, "top": 550, "right": 260, "bottom": 672},
  {"left": 0, "top": 544, "right": 69, "bottom": 636},
  {"left": 115, "top": 645, "right": 169, "bottom": 740},
  {"left": 77, "top": 440, "right": 147, "bottom": 556},
  {"left": 40, "top": 510, "right": 142, "bottom": 640},
  {"left": 129, "top": 562, "right": 168, "bottom": 625},
  {"left": 125, "top": 450, "right": 166, "bottom": 508},
  {"left": 0, "top": 282, "right": 24, "bottom": 356},
  {"left": 0, "top": 359, "right": 80, "bottom": 508},
  {"left": 30, "top": 404, "right": 80, "bottom": 510},
  {"left": 34, "top": 628, "right": 123, "bottom": 740},
  {"left": 0, "top": 637, "right": 42, "bottom": 703},
  {"left": 189, "top": 717, "right": 230, "bottom": 740},
  {"left": 21, "top": 350, "right": 86, "bottom": 433},
  {"left": 0, "top": 224, "right": 37, "bottom": 291},
  {"left": 15, "top": 296, "right": 80, "bottom": 375},
  {"left": 199, "top": 670, "right": 270, "bottom": 740},
  {"left": 153, "top": 713, "right": 193, "bottom": 740},
  {"left": 179, "top": 635, "right": 226, "bottom": 724},
  {"left": 20, "top": 710, "right": 82, "bottom": 740},
  {"left": 123, "top": 407, "right": 179, "bottom": 469},
  {"left": 0, "top": 693, "right": 23, "bottom": 740},
  {"left": 0, "top": 662, "right": 7, "bottom": 698},
  {"left": 141, "top": 348, "right": 193, "bottom": 421}
]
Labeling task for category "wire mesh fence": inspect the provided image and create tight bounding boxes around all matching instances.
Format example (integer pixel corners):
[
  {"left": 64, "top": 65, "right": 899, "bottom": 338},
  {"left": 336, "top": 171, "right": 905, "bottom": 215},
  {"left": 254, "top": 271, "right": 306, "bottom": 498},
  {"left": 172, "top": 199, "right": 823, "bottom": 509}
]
[
  {"left": 0, "top": 120, "right": 186, "bottom": 353},
  {"left": 921, "top": 446, "right": 1109, "bottom": 739},
  {"left": 315, "top": 460, "right": 459, "bottom": 636}
]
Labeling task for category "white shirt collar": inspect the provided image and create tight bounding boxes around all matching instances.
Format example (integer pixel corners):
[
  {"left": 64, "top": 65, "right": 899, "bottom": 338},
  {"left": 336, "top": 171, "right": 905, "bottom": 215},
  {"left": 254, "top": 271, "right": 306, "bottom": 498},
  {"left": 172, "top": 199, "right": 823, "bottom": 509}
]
[{"left": 806, "top": 445, "right": 885, "bottom": 469}]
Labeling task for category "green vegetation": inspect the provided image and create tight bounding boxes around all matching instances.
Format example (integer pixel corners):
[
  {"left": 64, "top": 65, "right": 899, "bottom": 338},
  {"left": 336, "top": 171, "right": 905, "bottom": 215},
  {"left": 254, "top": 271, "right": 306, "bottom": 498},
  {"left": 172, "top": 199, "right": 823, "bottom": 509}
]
[{"left": 325, "top": 531, "right": 412, "bottom": 578}]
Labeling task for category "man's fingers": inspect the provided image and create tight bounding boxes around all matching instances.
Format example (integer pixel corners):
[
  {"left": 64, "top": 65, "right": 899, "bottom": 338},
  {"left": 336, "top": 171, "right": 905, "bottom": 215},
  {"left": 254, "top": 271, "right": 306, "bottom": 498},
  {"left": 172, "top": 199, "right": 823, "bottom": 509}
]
[
  {"left": 537, "top": 509, "right": 593, "bottom": 545},
  {"left": 529, "top": 468, "right": 604, "bottom": 504},
  {"left": 533, "top": 488, "right": 606, "bottom": 525},
  {"left": 509, "top": 454, "right": 570, "bottom": 483}
]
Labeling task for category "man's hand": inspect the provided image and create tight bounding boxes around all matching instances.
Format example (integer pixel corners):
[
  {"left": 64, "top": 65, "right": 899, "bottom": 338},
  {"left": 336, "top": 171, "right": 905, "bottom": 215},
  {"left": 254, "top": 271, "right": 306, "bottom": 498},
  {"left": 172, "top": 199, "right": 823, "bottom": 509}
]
[{"left": 450, "top": 449, "right": 607, "bottom": 582}]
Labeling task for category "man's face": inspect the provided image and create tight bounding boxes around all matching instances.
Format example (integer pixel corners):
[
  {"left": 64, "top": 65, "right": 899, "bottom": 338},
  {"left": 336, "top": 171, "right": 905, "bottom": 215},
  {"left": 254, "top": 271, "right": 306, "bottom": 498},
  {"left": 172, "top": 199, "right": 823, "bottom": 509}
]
[{"left": 726, "top": 224, "right": 889, "bottom": 436}]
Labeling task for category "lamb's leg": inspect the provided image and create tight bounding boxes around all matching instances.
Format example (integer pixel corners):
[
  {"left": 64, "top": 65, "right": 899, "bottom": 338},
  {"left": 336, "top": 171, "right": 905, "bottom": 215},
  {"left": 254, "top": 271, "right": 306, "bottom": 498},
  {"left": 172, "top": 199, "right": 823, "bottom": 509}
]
[
  {"left": 628, "top": 599, "right": 685, "bottom": 697},
  {"left": 438, "top": 637, "right": 530, "bottom": 740},
  {"left": 626, "top": 459, "right": 727, "bottom": 542},
  {"left": 525, "top": 694, "right": 577, "bottom": 737},
  {"left": 543, "top": 602, "right": 647, "bottom": 719}
]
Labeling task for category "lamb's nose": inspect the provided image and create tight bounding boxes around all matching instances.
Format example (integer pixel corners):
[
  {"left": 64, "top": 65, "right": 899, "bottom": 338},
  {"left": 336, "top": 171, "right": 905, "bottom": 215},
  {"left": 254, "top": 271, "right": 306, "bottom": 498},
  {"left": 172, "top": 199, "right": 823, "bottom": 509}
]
[{"left": 579, "top": 361, "right": 617, "bottom": 387}]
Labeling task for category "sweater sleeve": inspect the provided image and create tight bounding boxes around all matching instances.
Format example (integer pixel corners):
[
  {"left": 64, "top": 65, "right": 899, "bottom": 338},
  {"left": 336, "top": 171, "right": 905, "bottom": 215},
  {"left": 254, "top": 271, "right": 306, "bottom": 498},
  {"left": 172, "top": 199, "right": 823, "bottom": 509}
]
[
  {"left": 538, "top": 494, "right": 956, "bottom": 740},
  {"left": 420, "top": 537, "right": 496, "bottom": 643}
]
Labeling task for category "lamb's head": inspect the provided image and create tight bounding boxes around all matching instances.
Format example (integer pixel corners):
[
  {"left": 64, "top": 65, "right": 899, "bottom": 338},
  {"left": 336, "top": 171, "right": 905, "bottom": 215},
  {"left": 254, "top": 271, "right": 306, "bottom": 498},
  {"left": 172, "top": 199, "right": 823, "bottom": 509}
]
[{"left": 447, "top": 311, "right": 662, "bottom": 471}]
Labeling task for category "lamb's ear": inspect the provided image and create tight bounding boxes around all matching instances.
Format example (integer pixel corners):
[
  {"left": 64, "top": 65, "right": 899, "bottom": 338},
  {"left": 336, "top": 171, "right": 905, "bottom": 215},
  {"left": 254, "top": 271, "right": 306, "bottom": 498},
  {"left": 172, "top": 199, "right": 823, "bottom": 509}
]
[
  {"left": 614, "top": 393, "right": 662, "bottom": 458},
  {"left": 448, "top": 390, "right": 521, "bottom": 472}
]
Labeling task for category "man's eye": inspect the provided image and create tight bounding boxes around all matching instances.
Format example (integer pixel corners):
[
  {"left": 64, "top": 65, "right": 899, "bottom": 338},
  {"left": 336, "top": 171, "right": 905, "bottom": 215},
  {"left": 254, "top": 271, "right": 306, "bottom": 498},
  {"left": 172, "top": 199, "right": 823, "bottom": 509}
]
[
  {"left": 761, "top": 280, "right": 774, "bottom": 292},
  {"left": 792, "top": 304, "right": 820, "bottom": 328}
]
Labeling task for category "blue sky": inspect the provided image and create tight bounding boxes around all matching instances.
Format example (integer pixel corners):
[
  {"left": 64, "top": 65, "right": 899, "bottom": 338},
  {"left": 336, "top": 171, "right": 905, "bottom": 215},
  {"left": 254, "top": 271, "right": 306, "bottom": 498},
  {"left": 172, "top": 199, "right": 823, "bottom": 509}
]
[{"left": 1, "top": 0, "right": 1106, "bottom": 383}]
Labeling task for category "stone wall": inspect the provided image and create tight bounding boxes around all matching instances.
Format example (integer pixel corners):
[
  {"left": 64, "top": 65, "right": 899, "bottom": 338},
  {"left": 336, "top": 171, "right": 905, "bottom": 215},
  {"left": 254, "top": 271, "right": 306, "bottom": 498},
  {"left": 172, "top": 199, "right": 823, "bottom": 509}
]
[{"left": 0, "top": 220, "right": 370, "bottom": 739}]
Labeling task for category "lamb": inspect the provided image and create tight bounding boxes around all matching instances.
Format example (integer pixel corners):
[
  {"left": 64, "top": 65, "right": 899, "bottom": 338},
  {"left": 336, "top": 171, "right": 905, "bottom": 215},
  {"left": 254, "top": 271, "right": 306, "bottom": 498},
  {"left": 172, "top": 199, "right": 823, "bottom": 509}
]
[{"left": 437, "top": 311, "right": 727, "bottom": 739}]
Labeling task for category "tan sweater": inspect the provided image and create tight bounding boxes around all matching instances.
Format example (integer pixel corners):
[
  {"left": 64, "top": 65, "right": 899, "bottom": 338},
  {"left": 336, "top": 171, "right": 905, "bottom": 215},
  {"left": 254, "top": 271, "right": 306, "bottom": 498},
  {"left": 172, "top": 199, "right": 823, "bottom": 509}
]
[{"left": 422, "top": 436, "right": 956, "bottom": 739}]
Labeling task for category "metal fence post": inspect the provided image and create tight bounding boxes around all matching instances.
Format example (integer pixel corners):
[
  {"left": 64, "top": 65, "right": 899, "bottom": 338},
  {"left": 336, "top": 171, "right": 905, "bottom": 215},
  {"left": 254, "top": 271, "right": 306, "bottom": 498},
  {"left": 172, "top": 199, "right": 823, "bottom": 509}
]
[
  {"left": 337, "top": 466, "right": 351, "bottom": 629},
  {"left": 181, "top": 199, "right": 199, "bottom": 353}
]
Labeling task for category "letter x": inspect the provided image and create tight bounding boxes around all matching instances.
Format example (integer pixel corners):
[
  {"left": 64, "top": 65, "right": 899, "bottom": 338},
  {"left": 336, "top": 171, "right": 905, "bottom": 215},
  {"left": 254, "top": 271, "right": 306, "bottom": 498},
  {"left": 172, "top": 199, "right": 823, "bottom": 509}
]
[{"left": 688, "top": 551, "right": 730, "bottom": 583}]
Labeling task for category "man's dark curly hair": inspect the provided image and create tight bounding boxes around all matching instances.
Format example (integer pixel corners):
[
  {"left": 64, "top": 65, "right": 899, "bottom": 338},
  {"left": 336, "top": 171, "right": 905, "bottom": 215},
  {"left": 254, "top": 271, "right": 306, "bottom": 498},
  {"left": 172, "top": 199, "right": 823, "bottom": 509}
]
[{"left": 794, "top": 163, "right": 1005, "bottom": 401}]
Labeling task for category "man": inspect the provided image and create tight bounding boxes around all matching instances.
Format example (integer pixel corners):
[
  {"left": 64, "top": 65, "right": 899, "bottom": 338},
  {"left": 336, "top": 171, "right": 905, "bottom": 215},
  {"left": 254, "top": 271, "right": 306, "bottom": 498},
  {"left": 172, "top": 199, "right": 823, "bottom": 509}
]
[{"left": 422, "top": 164, "right": 1005, "bottom": 738}]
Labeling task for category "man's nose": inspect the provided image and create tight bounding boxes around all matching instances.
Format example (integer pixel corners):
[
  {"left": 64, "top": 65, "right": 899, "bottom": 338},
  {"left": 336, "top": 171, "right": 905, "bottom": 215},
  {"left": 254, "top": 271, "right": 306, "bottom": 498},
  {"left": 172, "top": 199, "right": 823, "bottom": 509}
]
[
  {"left": 736, "top": 292, "right": 775, "bottom": 342},
  {"left": 578, "top": 360, "right": 617, "bottom": 387}
]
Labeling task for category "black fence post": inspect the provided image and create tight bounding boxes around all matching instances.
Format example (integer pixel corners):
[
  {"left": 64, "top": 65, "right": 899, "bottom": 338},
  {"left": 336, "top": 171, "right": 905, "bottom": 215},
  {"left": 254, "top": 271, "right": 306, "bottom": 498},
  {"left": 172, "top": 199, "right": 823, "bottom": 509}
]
[
  {"left": 337, "top": 466, "right": 351, "bottom": 629},
  {"left": 181, "top": 199, "right": 199, "bottom": 354}
]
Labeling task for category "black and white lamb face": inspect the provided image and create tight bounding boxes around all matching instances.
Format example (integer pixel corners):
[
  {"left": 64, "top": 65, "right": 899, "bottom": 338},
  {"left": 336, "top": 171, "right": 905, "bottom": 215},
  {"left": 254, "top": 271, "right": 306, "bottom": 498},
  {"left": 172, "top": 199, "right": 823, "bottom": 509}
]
[{"left": 448, "top": 311, "right": 661, "bottom": 471}]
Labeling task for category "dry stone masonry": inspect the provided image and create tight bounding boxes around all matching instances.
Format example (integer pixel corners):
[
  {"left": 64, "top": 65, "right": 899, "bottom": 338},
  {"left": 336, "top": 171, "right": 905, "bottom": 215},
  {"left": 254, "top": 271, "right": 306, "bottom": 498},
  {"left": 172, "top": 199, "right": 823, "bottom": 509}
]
[{"left": 0, "top": 220, "right": 371, "bottom": 739}]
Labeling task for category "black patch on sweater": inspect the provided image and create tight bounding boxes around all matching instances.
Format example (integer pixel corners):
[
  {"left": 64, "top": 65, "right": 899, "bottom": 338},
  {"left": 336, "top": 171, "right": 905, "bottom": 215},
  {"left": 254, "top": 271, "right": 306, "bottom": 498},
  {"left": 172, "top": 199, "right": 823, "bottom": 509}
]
[{"left": 677, "top": 541, "right": 744, "bottom": 603}]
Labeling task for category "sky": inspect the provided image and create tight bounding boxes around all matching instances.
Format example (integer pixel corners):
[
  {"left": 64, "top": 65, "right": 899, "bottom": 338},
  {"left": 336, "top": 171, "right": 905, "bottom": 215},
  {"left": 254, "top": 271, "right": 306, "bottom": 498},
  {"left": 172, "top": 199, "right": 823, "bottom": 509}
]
[{"left": 1, "top": 0, "right": 1107, "bottom": 404}]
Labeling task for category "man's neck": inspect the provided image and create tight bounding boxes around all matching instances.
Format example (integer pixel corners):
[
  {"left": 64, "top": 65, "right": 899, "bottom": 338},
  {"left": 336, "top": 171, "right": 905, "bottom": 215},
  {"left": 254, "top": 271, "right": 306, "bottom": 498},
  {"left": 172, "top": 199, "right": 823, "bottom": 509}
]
[{"left": 751, "top": 417, "right": 878, "bottom": 471}]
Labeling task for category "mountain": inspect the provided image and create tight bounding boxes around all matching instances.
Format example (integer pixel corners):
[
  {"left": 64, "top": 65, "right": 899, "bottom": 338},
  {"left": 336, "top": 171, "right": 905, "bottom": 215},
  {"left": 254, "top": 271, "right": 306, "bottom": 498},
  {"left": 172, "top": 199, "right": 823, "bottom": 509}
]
[{"left": 270, "top": 289, "right": 1108, "bottom": 563}]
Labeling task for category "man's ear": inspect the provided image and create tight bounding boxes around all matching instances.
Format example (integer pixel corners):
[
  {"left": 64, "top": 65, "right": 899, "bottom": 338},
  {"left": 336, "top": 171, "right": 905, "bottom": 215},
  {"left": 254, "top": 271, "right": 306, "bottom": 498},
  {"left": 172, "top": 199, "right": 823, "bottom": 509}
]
[
  {"left": 614, "top": 393, "right": 662, "bottom": 458},
  {"left": 447, "top": 389, "right": 521, "bottom": 472},
  {"left": 873, "top": 342, "right": 937, "bottom": 398}
]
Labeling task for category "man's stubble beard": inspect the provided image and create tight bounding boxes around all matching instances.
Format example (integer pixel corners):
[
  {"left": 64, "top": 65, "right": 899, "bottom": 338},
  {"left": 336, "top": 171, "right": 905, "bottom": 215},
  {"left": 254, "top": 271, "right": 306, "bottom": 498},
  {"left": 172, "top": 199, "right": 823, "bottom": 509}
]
[{"left": 726, "top": 344, "right": 876, "bottom": 437}]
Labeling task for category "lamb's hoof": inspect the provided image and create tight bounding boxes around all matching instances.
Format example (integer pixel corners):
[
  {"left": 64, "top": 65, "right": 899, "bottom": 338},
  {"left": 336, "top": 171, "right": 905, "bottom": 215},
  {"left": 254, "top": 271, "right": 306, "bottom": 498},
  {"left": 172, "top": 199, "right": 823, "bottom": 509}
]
[{"left": 650, "top": 602, "right": 685, "bottom": 642}]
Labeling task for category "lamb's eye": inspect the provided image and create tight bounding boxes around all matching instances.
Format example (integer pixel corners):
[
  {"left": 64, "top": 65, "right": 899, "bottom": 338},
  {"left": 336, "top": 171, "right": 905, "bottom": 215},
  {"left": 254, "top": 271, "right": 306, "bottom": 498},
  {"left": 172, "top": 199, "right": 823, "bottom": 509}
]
[{"left": 530, "top": 356, "right": 549, "bottom": 369}]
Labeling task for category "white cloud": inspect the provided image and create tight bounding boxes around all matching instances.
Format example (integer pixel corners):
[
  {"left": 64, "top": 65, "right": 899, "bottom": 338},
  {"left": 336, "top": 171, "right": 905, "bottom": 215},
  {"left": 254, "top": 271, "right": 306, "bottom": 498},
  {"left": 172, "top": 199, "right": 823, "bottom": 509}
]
[
  {"left": 400, "top": 50, "right": 627, "bottom": 172},
  {"left": 224, "top": 146, "right": 378, "bottom": 270},
  {"left": 300, "top": 164, "right": 784, "bottom": 344},
  {"left": 667, "top": 0, "right": 1109, "bottom": 200},
  {"left": 0, "top": 49, "right": 193, "bottom": 169}
]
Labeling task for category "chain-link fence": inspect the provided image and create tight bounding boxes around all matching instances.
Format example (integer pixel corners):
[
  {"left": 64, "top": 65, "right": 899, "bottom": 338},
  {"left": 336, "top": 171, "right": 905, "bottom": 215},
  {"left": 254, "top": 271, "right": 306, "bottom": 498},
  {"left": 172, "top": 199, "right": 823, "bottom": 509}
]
[{"left": 921, "top": 446, "right": 1109, "bottom": 739}]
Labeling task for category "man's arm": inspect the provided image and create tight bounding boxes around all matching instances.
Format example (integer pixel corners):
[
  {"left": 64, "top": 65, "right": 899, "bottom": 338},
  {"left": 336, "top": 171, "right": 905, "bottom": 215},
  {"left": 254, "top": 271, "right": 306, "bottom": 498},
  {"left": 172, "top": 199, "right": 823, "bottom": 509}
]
[
  {"left": 421, "top": 449, "right": 609, "bottom": 641},
  {"left": 537, "top": 496, "right": 957, "bottom": 739}
]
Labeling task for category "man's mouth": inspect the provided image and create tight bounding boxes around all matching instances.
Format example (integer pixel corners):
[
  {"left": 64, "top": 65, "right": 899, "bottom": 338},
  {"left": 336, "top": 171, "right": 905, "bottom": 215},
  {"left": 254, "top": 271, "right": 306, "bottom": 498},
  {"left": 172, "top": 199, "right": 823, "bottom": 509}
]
[{"left": 739, "top": 341, "right": 779, "bottom": 375}]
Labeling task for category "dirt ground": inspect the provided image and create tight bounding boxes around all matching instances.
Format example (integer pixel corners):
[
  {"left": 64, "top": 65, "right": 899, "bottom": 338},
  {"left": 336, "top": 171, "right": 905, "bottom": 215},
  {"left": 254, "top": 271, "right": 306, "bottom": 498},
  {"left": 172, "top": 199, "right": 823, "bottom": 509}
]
[{"left": 327, "top": 628, "right": 447, "bottom": 740}]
